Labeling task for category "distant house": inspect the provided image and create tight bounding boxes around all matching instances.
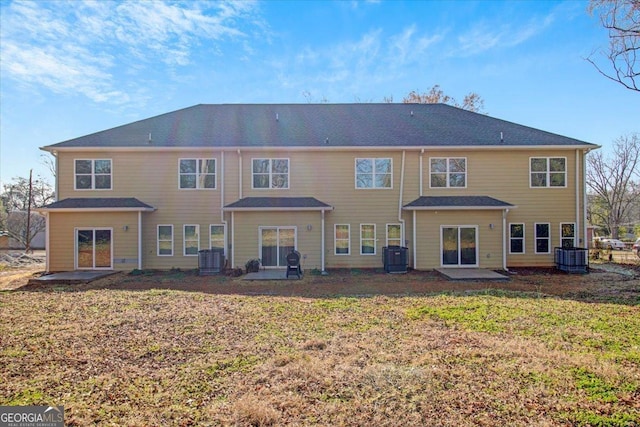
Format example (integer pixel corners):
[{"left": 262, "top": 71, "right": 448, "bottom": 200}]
[{"left": 38, "top": 104, "right": 599, "bottom": 273}]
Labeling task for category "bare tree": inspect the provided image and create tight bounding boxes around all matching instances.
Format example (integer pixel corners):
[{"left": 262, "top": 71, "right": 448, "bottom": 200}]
[
  {"left": 587, "top": 133, "right": 640, "bottom": 238},
  {"left": 402, "top": 85, "right": 486, "bottom": 113},
  {"left": 1, "top": 174, "right": 55, "bottom": 251},
  {"left": 587, "top": 0, "right": 640, "bottom": 92},
  {"left": 40, "top": 154, "right": 56, "bottom": 179}
]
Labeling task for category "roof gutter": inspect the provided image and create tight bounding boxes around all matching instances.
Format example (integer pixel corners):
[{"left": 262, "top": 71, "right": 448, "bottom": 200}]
[{"left": 40, "top": 144, "right": 601, "bottom": 153}]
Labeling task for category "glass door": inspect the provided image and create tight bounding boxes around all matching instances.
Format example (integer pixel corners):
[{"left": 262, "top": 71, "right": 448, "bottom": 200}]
[
  {"left": 260, "top": 227, "right": 296, "bottom": 267},
  {"left": 441, "top": 226, "right": 477, "bottom": 267},
  {"left": 76, "top": 228, "right": 112, "bottom": 269}
]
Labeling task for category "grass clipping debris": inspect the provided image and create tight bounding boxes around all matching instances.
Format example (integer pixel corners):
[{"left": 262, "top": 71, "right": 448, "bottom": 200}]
[{"left": 1, "top": 284, "right": 639, "bottom": 426}]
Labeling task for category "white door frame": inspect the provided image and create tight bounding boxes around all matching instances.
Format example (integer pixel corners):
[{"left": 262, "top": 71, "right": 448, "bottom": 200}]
[
  {"left": 440, "top": 225, "right": 479, "bottom": 268},
  {"left": 258, "top": 226, "right": 297, "bottom": 268},
  {"left": 75, "top": 227, "right": 114, "bottom": 270}
]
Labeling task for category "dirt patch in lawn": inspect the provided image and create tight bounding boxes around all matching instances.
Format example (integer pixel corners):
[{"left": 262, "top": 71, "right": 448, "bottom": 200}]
[{"left": 13, "top": 263, "right": 640, "bottom": 304}]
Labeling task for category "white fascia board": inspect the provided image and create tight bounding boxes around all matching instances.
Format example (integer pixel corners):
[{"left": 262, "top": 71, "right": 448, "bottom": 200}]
[
  {"left": 41, "top": 144, "right": 599, "bottom": 153},
  {"left": 223, "top": 206, "right": 334, "bottom": 212},
  {"left": 403, "top": 205, "right": 516, "bottom": 211},
  {"left": 34, "top": 207, "right": 156, "bottom": 213}
]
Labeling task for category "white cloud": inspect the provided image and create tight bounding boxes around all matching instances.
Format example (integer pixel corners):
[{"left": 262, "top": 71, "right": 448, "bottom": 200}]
[
  {"left": 0, "top": 0, "right": 265, "bottom": 105},
  {"left": 456, "top": 12, "right": 556, "bottom": 56}
]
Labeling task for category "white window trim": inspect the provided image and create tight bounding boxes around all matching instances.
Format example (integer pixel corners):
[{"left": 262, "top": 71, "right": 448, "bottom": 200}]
[
  {"left": 74, "top": 159, "right": 112, "bottom": 191},
  {"left": 534, "top": 222, "right": 551, "bottom": 254},
  {"left": 509, "top": 223, "right": 525, "bottom": 255},
  {"left": 429, "top": 157, "right": 467, "bottom": 189},
  {"left": 529, "top": 157, "right": 567, "bottom": 188},
  {"left": 209, "top": 224, "right": 226, "bottom": 252},
  {"left": 157, "top": 224, "right": 174, "bottom": 257},
  {"left": 386, "top": 223, "right": 402, "bottom": 247},
  {"left": 74, "top": 227, "right": 113, "bottom": 270},
  {"left": 560, "top": 222, "right": 576, "bottom": 248},
  {"left": 354, "top": 158, "right": 393, "bottom": 189},
  {"left": 360, "top": 223, "right": 377, "bottom": 256},
  {"left": 251, "top": 158, "right": 290, "bottom": 190},
  {"left": 334, "top": 224, "right": 350, "bottom": 256},
  {"left": 183, "top": 224, "right": 200, "bottom": 256},
  {"left": 439, "top": 225, "right": 479, "bottom": 268},
  {"left": 178, "top": 158, "right": 216, "bottom": 190}
]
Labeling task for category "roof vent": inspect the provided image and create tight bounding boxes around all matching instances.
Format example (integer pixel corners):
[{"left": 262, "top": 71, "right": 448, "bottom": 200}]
[
  {"left": 500, "top": 132, "right": 504, "bottom": 143},
  {"left": 276, "top": 113, "right": 279, "bottom": 121},
  {"left": 148, "top": 132, "right": 152, "bottom": 144},
  {"left": 410, "top": 111, "right": 414, "bottom": 117},
  {"left": 325, "top": 138, "right": 329, "bottom": 144}
]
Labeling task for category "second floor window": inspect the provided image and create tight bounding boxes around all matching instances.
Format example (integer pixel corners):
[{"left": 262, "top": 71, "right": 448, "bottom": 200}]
[
  {"left": 430, "top": 158, "right": 466, "bottom": 188},
  {"left": 75, "top": 159, "right": 111, "bottom": 190},
  {"left": 252, "top": 158, "right": 289, "bottom": 189},
  {"left": 530, "top": 157, "right": 566, "bottom": 187},
  {"left": 179, "top": 159, "right": 216, "bottom": 189},
  {"left": 355, "top": 158, "right": 392, "bottom": 189}
]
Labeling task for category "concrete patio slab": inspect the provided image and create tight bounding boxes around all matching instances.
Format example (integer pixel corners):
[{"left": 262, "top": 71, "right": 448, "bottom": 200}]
[
  {"left": 243, "top": 269, "right": 303, "bottom": 280},
  {"left": 436, "top": 268, "right": 509, "bottom": 281},
  {"left": 30, "top": 271, "right": 117, "bottom": 285}
]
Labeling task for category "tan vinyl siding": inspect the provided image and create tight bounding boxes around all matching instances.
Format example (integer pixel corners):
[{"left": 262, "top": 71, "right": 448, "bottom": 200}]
[
  {"left": 47, "top": 212, "right": 139, "bottom": 272},
  {"left": 231, "top": 211, "right": 322, "bottom": 270},
  {"left": 51, "top": 147, "right": 587, "bottom": 270},
  {"left": 413, "top": 210, "right": 504, "bottom": 270}
]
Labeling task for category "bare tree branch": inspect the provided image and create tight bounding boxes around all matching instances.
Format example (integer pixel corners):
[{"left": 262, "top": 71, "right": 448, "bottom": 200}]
[{"left": 587, "top": 0, "right": 640, "bottom": 91}]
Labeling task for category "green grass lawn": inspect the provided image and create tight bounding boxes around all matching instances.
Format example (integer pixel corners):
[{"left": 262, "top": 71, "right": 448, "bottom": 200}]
[{"left": 1, "top": 286, "right": 639, "bottom": 426}]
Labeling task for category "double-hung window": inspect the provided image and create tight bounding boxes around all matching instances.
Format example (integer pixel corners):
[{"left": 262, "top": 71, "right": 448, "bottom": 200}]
[
  {"left": 183, "top": 225, "right": 200, "bottom": 256},
  {"left": 386, "top": 224, "right": 402, "bottom": 247},
  {"left": 535, "top": 223, "right": 550, "bottom": 254},
  {"left": 157, "top": 225, "right": 174, "bottom": 256},
  {"left": 561, "top": 223, "right": 576, "bottom": 248},
  {"left": 430, "top": 158, "right": 466, "bottom": 188},
  {"left": 252, "top": 158, "right": 289, "bottom": 189},
  {"left": 509, "top": 223, "right": 525, "bottom": 254},
  {"left": 335, "top": 224, "right": 350, "bottom": 255},
  {"left": 360, "top": 224, "right": 376, "bottom": 255},
  {"left": 210, "top": 224, "right": 225, "bottom": 250},
  {"left": 355, "top": 158, "right": 392, "bottom": 189},
  {"left": 75, "top": 159, "right": 112, "bottom": 190},
  {"left": 179, "top": 159, "right": 216, "bottom": 189},
  {"left": 530, "top": 157, "right": 566, "bottom": 187}
]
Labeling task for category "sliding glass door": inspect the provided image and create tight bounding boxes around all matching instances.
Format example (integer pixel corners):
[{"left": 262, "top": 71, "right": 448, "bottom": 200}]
[
  {"left": 76, "top": 228, "right": 112, "bottom": 269},
  {"left": 441, "top": 226, "right": 478, "bottom": 267},
  {"left": 260, "top": 227, "right": 296, "bottom": 267}
]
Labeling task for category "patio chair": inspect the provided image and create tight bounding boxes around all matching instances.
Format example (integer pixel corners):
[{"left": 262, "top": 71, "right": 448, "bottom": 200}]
[{"left": 286, "top": 250, "right": 303, "bottom": 279}]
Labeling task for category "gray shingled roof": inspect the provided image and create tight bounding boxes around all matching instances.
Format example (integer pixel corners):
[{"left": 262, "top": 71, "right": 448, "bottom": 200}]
[
  {"left": 224, "top": 197, "right": 332, "bottom": 210},
  {"left": 43, "top": 104, "right": 597, "bottom": 150},
  {"left": 404, "top": 196, "right": 514, "bottom": 209},
  {"left": 40, "top": 198, "right": 154, "bottom": 210}
]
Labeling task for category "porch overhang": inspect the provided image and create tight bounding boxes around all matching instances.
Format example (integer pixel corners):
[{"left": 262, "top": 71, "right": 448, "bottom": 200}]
[
  {"left": 403, "top": 196, "right": 515, "bottom": 211},
  {"left": 223, "top": 197, "right": 334, "bottom": 212},
  {"left": 36, "top": 197, "right": 156, "bottom": 212}
]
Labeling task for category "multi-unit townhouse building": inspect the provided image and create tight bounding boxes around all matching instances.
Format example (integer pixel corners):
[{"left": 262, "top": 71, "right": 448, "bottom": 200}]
[{"left": 38, "top": 103, "right": 599, "bottom": 273}]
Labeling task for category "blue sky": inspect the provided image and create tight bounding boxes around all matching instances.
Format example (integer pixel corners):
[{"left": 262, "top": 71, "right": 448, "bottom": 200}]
[{"left": 1, "top": 0, "right": 638, "bottom": 186}]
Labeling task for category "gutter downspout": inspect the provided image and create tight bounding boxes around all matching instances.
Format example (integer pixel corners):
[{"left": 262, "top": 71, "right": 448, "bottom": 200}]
[
  {"left": 575, "top": 149, "right": 580, "bottom": 247},
  {"left": 321, "top": 210, "right": 326, "bottom": 273},
  {"left": 419, "top": 149, "right": 424, "bottom": 196},
  {"left": 221, "top": 151, "right": 228, "bottom": 259},
  {"left": 398, "top": 150, "right": 406, "bottom": 247},
  {"left": 138, "top": 211, "right": 142, "bottom": 270},
  {"left": 231, "top": 211, "right": 235, "bottom": 268},
  {"left": 237, "top": 149, "right": 243, "bottom": 199},
  {"left": 44, "top": 212, "right": 50, "bottom": 273},
  {"left": 412, "top": 210, "right": 417, "bottom": 270},
  {"left": 583, "top": 150, "right": 588, "bottom": 248},
  {"left": 502, "top": 209, "right": 509, "bottom": 272}
]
